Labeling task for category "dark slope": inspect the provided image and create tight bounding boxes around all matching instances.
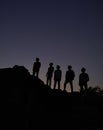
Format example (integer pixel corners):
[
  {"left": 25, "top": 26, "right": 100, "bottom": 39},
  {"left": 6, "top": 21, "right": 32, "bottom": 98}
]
[{"left": 0, "top": 65, "right": 103, "bottom": 130}]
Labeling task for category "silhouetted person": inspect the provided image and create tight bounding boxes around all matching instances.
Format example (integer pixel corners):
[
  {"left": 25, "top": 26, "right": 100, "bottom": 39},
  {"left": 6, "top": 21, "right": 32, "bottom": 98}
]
[
  {"left": 46, "top": 62, "right": 54, "bottom": 87},
  {"left": 64, "top": 65, "right": 75, "bottom": 92},
  {"left": 32, "top": 58, "right": 41, "bottom": 78},
  {"left": 54, "top": 65, "right": 62, "bottom": 89},
  {"left": 79, "top": 67, "right": 89, "bottom": 93}
]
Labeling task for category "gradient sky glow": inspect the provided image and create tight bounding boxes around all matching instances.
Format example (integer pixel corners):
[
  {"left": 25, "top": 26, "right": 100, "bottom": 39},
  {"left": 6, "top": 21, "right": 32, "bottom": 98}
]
[{"left": 0, "top": 0, "right": 103, "bottom": 91}]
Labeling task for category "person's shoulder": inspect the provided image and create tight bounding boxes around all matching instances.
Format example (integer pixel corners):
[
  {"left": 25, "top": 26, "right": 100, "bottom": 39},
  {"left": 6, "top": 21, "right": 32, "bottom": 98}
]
[
  {"left": 72, "top": 70, "right": 75, "bottom": 73},
  {"left": 79, "top": 73, "right": 82, "bottom": 76},
  {"left": 85, "top": 73, "right": 89, "bottom": 76}
]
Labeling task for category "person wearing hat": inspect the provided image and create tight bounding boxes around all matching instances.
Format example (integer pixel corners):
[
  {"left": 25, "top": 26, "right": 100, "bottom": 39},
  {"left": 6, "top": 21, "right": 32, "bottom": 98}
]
[
  {"left": 32, "top": 57, "right": 41, "bottom": 78},
  {"left": 79, "top": 67, "right": 89, "bottom": 93},
  {"left": 64, "top": 65, "right": 75, "bottom": 92},
  {"left": 54, "top": 65, "right": 62, "bottom": 89},
  {"left": 46, "top": 62, "right": 54, "bottom": 87}
]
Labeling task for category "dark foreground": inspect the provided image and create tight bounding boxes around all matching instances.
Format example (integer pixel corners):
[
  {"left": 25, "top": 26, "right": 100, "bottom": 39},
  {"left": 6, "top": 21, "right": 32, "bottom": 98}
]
[{"left": 1, "top": 66, "right": 103, "bottom": 130}]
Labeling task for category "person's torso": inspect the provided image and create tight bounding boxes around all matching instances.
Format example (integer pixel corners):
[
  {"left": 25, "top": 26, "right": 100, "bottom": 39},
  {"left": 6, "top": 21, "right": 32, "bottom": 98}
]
[
  {"left": 66, "top": 70, "right": 75, "bottom": 81},
  {"left": 54, "top": 70, "right": 61, "bottom": 80}
]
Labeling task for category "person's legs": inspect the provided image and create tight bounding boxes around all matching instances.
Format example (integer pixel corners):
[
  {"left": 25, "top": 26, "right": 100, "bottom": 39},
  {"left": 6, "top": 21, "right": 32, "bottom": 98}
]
[
  {"left": 36, "top": 71, "right": 39, "bottom": 78},
  {"left": 84, "top": 83, "right": 88, "bottom": 91},
  {"left": 33, "top": 71, "right": 35, "bottom": 76},
  {"left": 64, "top": 81, "right": 67, "bottom": 91},
  {"left": 70, "top": 81, "right": 73, "bottom": 93},
  {"left": 80, "top": 85, "right": 83, "bottom": 93},
  {"left": 54, "top": 80, "right": 56, "bottom": 89},
  {"left": 49, "top": 78, "right": 52, "bottom": 87},
  {"left": 58, "top": 81, "right": 60, "bottom": 89},
  {"left": 46, "top": 77, "right": 49, "bottom": 85}
]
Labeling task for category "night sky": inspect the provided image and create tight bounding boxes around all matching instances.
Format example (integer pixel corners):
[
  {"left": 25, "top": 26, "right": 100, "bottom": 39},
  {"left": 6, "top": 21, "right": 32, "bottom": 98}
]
[{"left": 0, "top": 0, "right": 103, "bottom": 91}]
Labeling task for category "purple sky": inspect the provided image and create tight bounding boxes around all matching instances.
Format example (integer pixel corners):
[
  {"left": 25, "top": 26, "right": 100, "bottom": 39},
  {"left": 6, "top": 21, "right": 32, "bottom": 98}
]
[{"left": 0, "top": 0, "right": 103, "bottom": 91}]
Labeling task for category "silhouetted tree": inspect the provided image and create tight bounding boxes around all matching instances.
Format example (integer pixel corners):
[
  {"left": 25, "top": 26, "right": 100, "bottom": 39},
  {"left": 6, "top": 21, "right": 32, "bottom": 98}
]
[
  {"left": 64, "top": 65, "right": 75, "bottom": 92},
  {"left": 46, "top": 62, "right": 54, "bottom": 87},
  {"left": 32, "top": 58, "right": 41, "bottom": 78},
  {"left": 54, "top": 65, "right": 62, "bottom": 89},
  {"left": 79, "top": 67, "right": 89, "bottom": 93}
]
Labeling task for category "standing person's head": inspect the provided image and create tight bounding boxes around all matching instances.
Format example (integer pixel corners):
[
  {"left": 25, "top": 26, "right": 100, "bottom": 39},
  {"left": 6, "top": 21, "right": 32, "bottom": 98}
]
[
  {"left": 68, "top": 65, "right": 72, "bottom": 70},
  {"left": 81, "top": 67, "right": 86, "bottom": 73},
  {"left": 49, "top": 62, "right": 53, "bottom": 67},
  {"left": 36, "top": 58, "right": 39, "bottom": 62},
  {"left": 56, "top": 65, "right": 60, "bottom": 70}
]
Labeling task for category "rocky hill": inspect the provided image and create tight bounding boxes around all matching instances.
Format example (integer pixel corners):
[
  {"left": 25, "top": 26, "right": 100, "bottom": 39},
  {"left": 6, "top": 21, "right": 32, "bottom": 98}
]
[{"left": 0, "top": 65, "right": 103, "bottom": 130}]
